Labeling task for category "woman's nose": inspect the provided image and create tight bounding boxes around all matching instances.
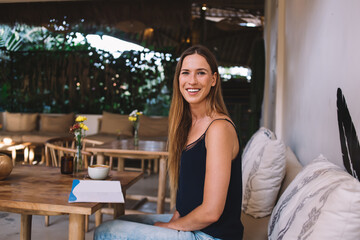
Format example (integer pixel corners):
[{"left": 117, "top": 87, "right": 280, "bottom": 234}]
[{"left": 188, "top": 73, "right": 198, "bottom": 84}]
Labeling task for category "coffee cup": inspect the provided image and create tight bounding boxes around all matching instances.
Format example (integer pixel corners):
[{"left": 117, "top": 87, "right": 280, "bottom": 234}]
[{"left": 88, "top": 165, "right": 110, "bottom": 180}]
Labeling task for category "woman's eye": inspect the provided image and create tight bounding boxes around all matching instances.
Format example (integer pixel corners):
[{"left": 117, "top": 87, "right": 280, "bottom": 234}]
[
  {"left": 181, "top": 71, "right": 189, "bottom": 75},
  {"left": 197, "top": 71, "right": 206, "bottom": 75}
]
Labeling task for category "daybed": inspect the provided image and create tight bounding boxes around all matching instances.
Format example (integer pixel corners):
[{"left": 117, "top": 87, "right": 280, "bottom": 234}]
[
  {"left": 85, "top": 111, "right": 168, "bottom": 143},
  {"left": 0, "top": 112, "right": 75, "bottom": 162},
  {"left": 0, "top": 111, "right": 74, "bottom": 143},
  {"left": 241, "top": 127, "right": 360, "bottom": 240}
]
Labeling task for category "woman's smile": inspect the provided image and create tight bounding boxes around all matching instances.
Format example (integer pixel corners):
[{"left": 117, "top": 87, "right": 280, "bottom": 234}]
[{"left": 186, "top": 88, "right": 201, "bottom": 94}]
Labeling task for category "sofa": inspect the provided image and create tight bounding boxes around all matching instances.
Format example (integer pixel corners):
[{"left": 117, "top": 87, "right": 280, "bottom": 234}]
[
  {"left": 241, "top": 127, "right": 360, "bottom": 240},
  {"left": 85, "top": 111, "right": 168, "bottom": 143},
  {"left": 0, "top": 111, "right": 77, "bottom": 162},
  {"left": 0, "top": 111, "right": 75, "bottom": 144}
]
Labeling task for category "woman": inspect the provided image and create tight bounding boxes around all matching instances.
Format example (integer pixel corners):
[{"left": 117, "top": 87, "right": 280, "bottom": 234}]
[{"left": 94, "top": 45, "right": 243, "bottom": 240}]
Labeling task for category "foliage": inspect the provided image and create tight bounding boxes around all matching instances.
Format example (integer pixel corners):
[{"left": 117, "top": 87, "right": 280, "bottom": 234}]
[{"left": 0, "top": 24, "right": 177, "bottom": 116}]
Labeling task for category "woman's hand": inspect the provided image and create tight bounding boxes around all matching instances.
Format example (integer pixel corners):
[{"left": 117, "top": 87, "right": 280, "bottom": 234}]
[
  {"left": 154, "top": 221, "right": 170, "bottom": 228},
  {"left": 169, "top": 210, "right": 180, "bottom": 222},
  {"left": 154, "top": 211, "right": 180, "bottom": 229}
]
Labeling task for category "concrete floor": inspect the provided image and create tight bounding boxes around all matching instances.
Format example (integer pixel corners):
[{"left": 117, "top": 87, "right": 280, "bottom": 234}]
[{"left": 0, "top": 168, "right": 171, "bottom": 240}]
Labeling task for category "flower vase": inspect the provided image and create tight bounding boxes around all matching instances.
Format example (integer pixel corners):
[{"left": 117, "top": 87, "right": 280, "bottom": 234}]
[
  {"left": 74, "top": 136, "right": 83, "bottom": 173},
  {"left": 134, "top": 128, "right": 139, "bottom": 146},
  {"left": 133, "top": 121, "right": 139, "bottom": 146}
]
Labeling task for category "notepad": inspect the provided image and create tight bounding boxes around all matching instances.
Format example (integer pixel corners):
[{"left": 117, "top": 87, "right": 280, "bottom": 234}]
[{"left": 68, "top": 179, "right": 124, "bottom": 203}]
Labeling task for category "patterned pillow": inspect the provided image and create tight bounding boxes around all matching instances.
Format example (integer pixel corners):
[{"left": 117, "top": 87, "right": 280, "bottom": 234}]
[
  {"left": 242, "top": 127, "right": 286, "bottom": 218},
  {"left": 268, "top": 155, "right": 360, "bottom": 240}
]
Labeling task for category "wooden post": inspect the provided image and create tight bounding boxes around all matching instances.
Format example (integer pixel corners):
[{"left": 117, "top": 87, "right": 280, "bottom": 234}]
[
  {"left": 95, "top": 210, "right": 102, "bottom": 227},
  {"left": 157, "top": 157, "right": 167, "bottom": 213},
  {"left": 44, "top": 215, "right": 49, "bottom": 226},
  {"left": 96, "top": 153, "right": 105, "bottom": 165},
  {"left": 154, "top": 158, "right": 159, "bottom": 174},
  {"left": 113, "top": 203, "right": 124, "bottom": 218},
  {"left": 117, "top": 157, "right": 125, "bottom": 172},
  {"left": 69, "top": 214, "right": 85, "bottom": 240},
  {"left": 20, "top": 214, "right": 32, "bottom": 240}
]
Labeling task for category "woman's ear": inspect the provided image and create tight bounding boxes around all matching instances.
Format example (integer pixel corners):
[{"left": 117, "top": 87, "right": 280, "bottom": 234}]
[{"left": 211, "top": 72, "right": 217, "bottom": 87}]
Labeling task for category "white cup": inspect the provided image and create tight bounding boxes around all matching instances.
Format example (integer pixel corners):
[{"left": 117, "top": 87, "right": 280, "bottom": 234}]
[{"left": 88, "top": 165, "right": 110, "bottom": 180}]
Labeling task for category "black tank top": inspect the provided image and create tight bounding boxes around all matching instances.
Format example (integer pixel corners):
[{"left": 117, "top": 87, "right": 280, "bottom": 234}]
[{"left": 176, "top": 119, "right": 244, "bottom": 240}]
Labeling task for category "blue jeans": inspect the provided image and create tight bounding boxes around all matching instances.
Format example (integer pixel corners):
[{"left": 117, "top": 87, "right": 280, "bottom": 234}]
[{"left": 94, "top": 214, "right": 221, "bottom": 240}]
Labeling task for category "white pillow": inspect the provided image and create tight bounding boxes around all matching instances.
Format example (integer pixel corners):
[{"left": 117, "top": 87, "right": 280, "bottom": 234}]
[
  {"left": 242, "top": 127, "right": 286, "bottom": 218},
  {"left": 268, "top": 155, "right": 360, "bottom": 240}
]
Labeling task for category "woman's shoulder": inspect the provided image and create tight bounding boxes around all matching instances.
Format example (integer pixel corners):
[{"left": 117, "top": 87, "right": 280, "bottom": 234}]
[
  {"left": 205, "top": 116, "right": 239, "bottom": 155},
  {"left": 206, "top": 116, "right": 236, "bottom": 135}
]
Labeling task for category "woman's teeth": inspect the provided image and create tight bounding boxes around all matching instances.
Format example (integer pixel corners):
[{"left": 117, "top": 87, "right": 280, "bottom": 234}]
[{"left": 187, "top": 89, "right": 200, "bottom": 92}]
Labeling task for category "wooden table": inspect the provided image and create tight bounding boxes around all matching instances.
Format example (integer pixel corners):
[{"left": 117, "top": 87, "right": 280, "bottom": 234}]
[
  {"left": 0, "top": 142, "right": 33, "bottom": 165},
  {"left": 0, "top": 165, "right": 143, "bottom": 240},
  {"left": 86, "top": 139, "right": 171, "bottom": 214}
]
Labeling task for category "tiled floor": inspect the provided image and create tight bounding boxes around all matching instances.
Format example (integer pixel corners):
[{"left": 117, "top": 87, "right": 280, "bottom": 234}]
[{"left": 0, "top": 166, "right": 170, "bottom": 240}]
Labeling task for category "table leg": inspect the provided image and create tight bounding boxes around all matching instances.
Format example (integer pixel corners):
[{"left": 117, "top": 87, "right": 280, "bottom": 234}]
[
  {"left": 20, "top": 214, "right": 32, "bottom": 240},
  {"left": 113, "top": 203, "right": 125, "bottom": 218},
  {"left": 96, "top": 153, "right": 105, "bottom": 165},
  {"left": 12, "top": 149, "right": 17, "bottom": 166},
  {"left": 24, "top": 147, "right": 29, "bottom": 163},
  {"left": 29, "top": 146, "right": 35, "bottom": 165},
  {"left": 157, "top": 157, "right": 167, "bottom": 214},
  {"left": 69, "top": 214, "right": 85, "bottom": 240},
  {"left": 117, "top": 157, "right": 125, "bottom": 172},
  {"left": 154, "top": 158, "right": 159, "bottom": 174},
  {"left": 95, "top": 210, "right": 102, "bottom": 227}
]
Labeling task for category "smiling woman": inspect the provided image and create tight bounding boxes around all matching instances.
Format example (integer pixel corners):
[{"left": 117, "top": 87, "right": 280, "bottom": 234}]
[{"left": 94, "top": 45, "right": 244, "bottom": 240}]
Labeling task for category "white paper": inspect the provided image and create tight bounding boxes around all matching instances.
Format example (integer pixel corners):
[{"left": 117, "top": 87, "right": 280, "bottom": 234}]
[{"left": 68, "top": 180, "right": 124, "bottom": 203}]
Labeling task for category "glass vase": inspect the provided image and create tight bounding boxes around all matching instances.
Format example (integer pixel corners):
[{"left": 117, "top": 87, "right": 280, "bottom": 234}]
[
  {"left": 134, "top": 128, "right": 139, "bottom": 146},
  {"left": 74, "top": 136, "right": 83, "bottom": 173}
]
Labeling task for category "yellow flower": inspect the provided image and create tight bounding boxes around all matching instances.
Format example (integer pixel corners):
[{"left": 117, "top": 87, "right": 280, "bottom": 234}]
[
  {"left": 128, "top": 116, "right": 137, "bottom": 122},
  {"left": 82, "top": 124, "right": 89, "bottom": 131},
  {"left": 75, "top": 116, "right": 87, "bottom": 122},
  {"left": 136, "top": 112, "right": 143, "bottom": 116}
]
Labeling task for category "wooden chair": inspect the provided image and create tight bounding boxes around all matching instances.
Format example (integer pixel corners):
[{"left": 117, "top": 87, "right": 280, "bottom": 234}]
[
  {"left": 45, "top": 137, "right": 94, "bottom": 168},
  {"left": 44, "top": 137, "right": 94, "bottom": 230}
]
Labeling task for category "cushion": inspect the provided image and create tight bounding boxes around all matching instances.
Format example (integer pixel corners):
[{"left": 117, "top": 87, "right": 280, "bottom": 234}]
[
  {"left": 40, "top": 113, "right": 75, "bottom": 133},
  {"left": 22, "top": 132, "right": 73, "bottom": 144},
  {"left": 5, "top": 112, "right": 38, "bottom": 132},
  {"left": 241, "top": 127, "right": 286, "bottom": 218},
  {"left": 138, "top": 115, "right": 168, "bottom": 138},
  {"left": 268, "top": 155, "right": 360, "bottom": 240},
  {"left": 100, "top": 111, "right": 133, "bottom": 137},
  {"left": 0, "top": 131, "right": 24, "bottom": 142}
]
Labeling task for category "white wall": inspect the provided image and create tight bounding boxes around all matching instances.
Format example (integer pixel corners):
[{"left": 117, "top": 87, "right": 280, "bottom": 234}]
[
  {"left": 265, "top": 0, "right": 360, "bottom": 167},
  {"left": 262, "top": 0, "right": 278, "bottom": 130},
  {"left": 78, "top": 114, "right": 102, "bottom": 135}
]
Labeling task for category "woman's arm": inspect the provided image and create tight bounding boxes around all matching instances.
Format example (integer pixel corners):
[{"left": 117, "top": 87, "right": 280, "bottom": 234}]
[{"left": 156, "top": 120, "right": 238, "bottom": 231}]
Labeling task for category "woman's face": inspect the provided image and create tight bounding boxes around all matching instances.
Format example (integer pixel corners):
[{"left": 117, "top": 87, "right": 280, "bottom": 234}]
[{"left": 179, "top": 53, "right": 217, "bottom": 107}]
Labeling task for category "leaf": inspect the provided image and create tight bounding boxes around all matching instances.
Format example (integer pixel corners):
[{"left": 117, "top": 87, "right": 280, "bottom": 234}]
[{"left": 336, "top": 88, "right": 360, "bottom": 180}]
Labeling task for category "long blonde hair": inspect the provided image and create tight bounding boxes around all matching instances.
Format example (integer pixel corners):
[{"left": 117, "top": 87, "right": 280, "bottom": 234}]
[{"left": 168, "top": 45, "right": 229, "bottom": 192}]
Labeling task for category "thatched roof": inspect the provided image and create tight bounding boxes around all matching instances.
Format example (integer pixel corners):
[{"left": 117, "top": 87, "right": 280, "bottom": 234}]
[{"left": 0, "top": 0, "right": 264, "bottom": 66}]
